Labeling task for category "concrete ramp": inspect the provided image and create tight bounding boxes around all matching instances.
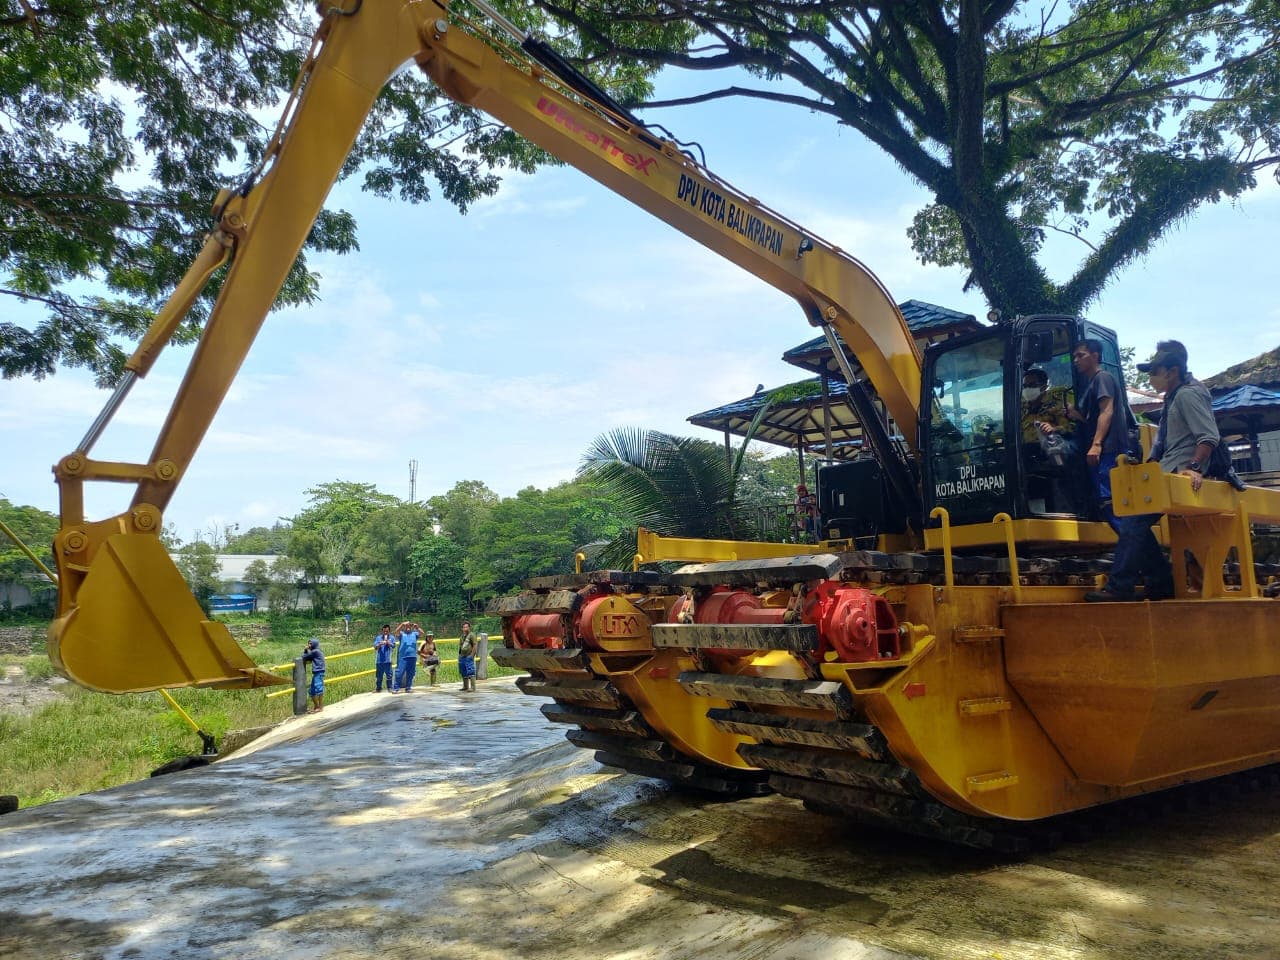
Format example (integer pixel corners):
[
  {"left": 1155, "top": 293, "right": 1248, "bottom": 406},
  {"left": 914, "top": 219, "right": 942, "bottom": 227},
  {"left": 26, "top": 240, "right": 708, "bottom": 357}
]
[{"left": 2, "top": 679, "right": 1279, "bottom": 959}]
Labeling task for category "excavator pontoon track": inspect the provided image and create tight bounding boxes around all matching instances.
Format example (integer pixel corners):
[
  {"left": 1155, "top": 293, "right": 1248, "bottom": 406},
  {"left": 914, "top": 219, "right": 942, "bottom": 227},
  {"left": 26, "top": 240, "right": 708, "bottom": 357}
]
[
  {"left": 689, "top": 671, "right": 1280, "bottom": 852},
  {"left": 491, "top": 643, "right": 768, "bottom": 797}
]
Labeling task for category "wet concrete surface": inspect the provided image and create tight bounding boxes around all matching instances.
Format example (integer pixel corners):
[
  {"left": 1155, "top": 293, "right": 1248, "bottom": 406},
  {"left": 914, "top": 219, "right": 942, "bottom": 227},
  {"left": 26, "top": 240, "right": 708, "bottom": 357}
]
[{"left": 2, "top": 679, "right": 1279, "bottom": 959}]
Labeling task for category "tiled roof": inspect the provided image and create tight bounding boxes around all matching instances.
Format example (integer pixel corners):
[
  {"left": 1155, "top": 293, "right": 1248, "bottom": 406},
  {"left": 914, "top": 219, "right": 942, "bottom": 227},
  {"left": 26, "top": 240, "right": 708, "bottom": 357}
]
[
  {"left": 688, "top": 377, "right": 874, "bottom": 458},
  {"left": 781, "top": 299, "right": 981, "bottom": 376},
  {"left": 1203, "top": 345, "right": 1280, "bottom": 391}
]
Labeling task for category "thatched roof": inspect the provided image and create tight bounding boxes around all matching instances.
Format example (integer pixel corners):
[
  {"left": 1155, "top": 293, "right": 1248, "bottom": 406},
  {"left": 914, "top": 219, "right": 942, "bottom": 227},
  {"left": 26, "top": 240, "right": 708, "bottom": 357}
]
[{"left": 1204, "top": 345, "right": 1280, "bottom": 391}]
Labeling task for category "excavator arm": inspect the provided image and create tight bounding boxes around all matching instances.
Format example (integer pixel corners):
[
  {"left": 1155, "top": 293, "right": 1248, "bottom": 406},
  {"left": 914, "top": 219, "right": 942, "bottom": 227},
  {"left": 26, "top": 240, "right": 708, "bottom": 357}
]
[{"left": 50, "top": 0, "right": 921, "bottom": 693}]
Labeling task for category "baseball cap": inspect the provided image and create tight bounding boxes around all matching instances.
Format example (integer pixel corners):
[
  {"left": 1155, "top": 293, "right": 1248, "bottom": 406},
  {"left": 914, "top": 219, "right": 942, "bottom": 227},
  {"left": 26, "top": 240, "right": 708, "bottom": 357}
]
[{"left": 1136, "top": 349, "right": 1182, "bottom": 373}]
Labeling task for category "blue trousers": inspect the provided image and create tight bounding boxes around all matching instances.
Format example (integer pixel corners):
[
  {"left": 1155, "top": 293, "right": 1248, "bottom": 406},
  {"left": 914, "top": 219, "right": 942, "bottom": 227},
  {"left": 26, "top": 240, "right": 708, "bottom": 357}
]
[
  {"left": 375, "top": 661, "right": 393, "bottom": 691},
  {"left": 1092, "top": 461, "right": 1121, "bottom": 534},
  {"left": 395, "top": 657, "right": 417, "bottom": 691},
  {"left": 1107, "top": 512, "right": 1173, "bottom": 596}
]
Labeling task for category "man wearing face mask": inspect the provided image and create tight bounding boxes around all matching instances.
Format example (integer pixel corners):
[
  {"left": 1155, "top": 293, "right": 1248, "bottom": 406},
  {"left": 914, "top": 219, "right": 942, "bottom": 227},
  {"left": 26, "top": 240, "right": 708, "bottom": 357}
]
[{"left": 1019, "top": 367, "right": 1073, "bottom": 445}]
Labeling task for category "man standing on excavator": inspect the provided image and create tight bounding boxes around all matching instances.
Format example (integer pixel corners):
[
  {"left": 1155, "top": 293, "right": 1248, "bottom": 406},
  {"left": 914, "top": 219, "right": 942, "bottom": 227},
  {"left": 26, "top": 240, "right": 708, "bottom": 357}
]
[
  {"left": 1084, "top": 342, "right": 1222, "bottom": 602},
  {"left": 1040, "top": 340, "right": 1128, "bottom": 529}
]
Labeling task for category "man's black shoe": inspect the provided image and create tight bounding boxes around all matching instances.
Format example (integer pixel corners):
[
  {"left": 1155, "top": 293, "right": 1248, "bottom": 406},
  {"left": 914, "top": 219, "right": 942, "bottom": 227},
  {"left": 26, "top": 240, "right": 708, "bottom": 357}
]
[
  {"left": 1144, "top": 582, "right": 1175, "bottom": 601},
  {"left": 1084, "top": 588, "right": 1136, "bottom": 603}
]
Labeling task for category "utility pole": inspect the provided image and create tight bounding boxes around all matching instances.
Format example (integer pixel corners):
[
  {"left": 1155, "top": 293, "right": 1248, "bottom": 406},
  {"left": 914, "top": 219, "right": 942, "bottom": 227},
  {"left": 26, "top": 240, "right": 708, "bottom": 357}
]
[{"left": 409, "top": 458, "right": 418, "bottom": 504}]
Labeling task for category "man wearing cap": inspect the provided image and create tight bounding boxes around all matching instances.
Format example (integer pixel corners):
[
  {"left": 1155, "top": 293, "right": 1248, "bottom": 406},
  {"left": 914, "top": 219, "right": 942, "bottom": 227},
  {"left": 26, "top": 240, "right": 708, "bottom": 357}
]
[{"left": 1085, "top": 343, "right": 1217, "bottom": 601}]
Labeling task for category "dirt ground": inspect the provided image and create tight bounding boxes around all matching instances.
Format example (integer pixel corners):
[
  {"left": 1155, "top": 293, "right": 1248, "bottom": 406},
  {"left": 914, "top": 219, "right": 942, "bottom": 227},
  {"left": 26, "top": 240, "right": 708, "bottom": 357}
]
[
  {"left": 1, "top": 679, "right": 1278, "bottom": 960},
  {"left": 0, "top": 664, "right": 67, "bottom": 717}
]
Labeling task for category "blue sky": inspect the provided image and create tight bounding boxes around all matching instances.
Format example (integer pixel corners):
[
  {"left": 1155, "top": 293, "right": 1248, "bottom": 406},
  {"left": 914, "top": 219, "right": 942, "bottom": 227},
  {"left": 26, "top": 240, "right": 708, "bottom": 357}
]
[{"left": 2, "top": 67, "right": 1277, "bottom": 544}]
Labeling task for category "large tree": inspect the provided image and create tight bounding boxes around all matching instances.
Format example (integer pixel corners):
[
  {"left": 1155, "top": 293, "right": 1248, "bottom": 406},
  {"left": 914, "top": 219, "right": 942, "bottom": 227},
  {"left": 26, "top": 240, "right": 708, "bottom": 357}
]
[
  {"left": 0, "top": 0, "right": 655, "bottom": 382},
  {"left": 534, "top": 0, "right": 1280, "bottom": 315},
  {"left": 468, "top": 480, "right": 628, "bottom": 597},
  {"left": 352, "top": 501, "right": 435, "bottom": 615}
]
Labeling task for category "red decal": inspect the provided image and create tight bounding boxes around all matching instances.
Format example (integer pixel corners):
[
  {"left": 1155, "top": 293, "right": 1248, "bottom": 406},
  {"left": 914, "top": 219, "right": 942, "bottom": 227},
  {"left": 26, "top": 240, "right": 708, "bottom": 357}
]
[
  {"left": 536, "top": 97, "right": 656, "bottom": 175},
  {"left": 903, "top": 682, "right": 927, "bottom": 699}
]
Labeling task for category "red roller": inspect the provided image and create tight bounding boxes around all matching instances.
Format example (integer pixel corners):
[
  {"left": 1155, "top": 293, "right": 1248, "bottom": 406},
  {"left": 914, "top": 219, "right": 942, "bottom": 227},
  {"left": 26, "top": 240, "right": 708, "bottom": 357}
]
[
  {"left": 508, "top": 612, "right": 567, "bottom": 649},
  {"left": 671, "top": 588, "right": 789, "bottom": 626}
]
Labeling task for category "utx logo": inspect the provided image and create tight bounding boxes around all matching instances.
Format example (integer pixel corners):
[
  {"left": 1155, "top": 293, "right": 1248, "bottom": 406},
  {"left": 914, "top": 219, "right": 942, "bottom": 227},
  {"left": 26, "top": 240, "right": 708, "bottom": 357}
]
[
  {"left": 536, "top": 97, "right": 656, "bottom": 175},
  {"left": 599, "top": 613, "right": 642, "bottom": 636}
]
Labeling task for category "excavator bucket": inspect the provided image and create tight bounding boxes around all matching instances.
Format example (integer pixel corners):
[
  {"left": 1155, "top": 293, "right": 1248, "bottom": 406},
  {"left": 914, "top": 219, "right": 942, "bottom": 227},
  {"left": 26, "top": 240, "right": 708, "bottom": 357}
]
[{"left": 49, "top": 533, "right": 288, "bottom": 693}]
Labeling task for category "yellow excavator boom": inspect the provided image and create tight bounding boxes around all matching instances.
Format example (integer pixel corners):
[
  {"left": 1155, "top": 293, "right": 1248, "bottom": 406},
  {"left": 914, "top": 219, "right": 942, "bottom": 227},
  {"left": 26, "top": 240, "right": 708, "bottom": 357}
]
[{"left": 49, "top": 0, "right": 923, "bottom": 693}]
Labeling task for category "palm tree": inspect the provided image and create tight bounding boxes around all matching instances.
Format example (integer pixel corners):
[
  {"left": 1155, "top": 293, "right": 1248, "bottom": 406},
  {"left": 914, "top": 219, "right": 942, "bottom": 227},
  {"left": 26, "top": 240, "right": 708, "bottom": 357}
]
[{"left": 578, "top": 392, "right": 789, "bottom": 568}]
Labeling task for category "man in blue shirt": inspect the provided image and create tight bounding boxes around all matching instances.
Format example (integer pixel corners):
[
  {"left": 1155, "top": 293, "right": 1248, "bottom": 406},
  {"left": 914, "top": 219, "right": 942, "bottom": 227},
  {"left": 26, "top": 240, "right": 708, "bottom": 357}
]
[
  {"left": 373, "top": 624, "right": 395, "bottom": 692},
  {"left": 394, "top": 621, "right": 421, "bottom": 693},
  {"left": 301, "top": 638, "right": 326, "bottom": 713}
]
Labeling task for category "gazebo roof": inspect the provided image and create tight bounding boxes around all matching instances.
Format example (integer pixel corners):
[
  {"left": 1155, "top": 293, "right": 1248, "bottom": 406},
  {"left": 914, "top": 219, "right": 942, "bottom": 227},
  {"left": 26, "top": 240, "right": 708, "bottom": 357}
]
[
  {"left": 781, "top": 299, "right": 981, "bottom": 376},
  {"left": 1212, "top": 384, "right": 1280, "bottom": 435},
  {"left": 687, "top": 377, "right": 870, "bottom": 458}
]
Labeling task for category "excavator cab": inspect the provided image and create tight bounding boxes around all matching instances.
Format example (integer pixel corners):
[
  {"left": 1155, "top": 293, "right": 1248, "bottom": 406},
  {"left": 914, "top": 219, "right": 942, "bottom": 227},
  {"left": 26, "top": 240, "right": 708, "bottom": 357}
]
[{"left": 921, "top": 316, "right": 1129, "bottom": 527}]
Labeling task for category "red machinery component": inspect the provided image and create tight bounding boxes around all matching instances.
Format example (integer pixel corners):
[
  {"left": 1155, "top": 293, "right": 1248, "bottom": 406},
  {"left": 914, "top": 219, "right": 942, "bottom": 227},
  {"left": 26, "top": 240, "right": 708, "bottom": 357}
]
[
  {"left": 507, "top": 612, "right": 567, "bottom": 649},
  {"left": 807, "top": 583, "right": 900, "bottom": 662},
  {"left": 670, "top": 587, "right": 790, "bottom": 628}
]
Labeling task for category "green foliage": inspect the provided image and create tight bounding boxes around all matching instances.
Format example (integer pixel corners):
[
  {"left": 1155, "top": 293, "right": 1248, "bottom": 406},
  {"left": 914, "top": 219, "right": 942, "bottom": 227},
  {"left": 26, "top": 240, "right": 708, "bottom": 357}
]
[
  {"left": 0, "top": 499, "right": 58, "bottom": 584},
  {"left": 467, "top": 480, "right": 627, "bottom": 598},
  {"left": 266, "top": 554, "right": 301, "bottom": 615},
  {"left": 352, "top": 501, "right": 435, "bottom": 615},
  {"left": 287, "top": 482, "right": 399, "bottom": 616},
  {"left": 409, "top": 535, "right": 468, "bottom": 618},
  {"left": 224, "top": 523, "right": 291, "bottom": 554},
  {"left": 1, "top": 1, "right": 662, "bottom": 382},
  {"left": 243, "top": 558, "right": 272, "bottom": 600},
  {"left": 427, "top": 480, "right": 499, "bottom": 551},
  {"left": 541, "top": 1, "right": 1280, "bottom": 315},
  {"left": 175, "top": 541, "right": 221, "bottom": 614},
  {"left": 578, "top": 427, "right": 742, "bottom": 568},
  {"left": 1121, "top": 346, "right": 1152, "bottom": 390}
]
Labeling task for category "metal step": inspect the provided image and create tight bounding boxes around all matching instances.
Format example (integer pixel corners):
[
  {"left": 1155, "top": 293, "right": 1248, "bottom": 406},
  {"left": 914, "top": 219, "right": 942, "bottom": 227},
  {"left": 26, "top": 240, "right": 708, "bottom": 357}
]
[
  {"left": 651, "top": 623, "right": 818, "bottom": 653},
  {"left": 679, "top": 671, "right": 852, "bottom": 715},
  {"left": 540, "top": 702, "right": 650, "bottom": 736},
  {"left": 593, "top": 751, "right": 771, "bottom": 796},
  {"left": 707, "top": 707, "right": 886, "bottom": 758},
  {"left": 565, "top": 729, "right": 674, "bottom": 761},
  {"left": 516, "top": 675, "right": 622, "bottom": 707},
  {"left": 739, "top": 743, "right": 916, "bottom": 796},
  {"left": 486, "top": 589, "right": 578, "bottom": 615},
  {"left": 490, "top": 647, "right": 590, "bottom": 673}
]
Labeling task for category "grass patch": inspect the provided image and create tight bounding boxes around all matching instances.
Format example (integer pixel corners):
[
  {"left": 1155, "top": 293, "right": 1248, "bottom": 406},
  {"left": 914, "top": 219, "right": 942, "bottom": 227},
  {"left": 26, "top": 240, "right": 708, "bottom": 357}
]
[{"left": 0, "top": 616, "right": 520, "bottom": 809}]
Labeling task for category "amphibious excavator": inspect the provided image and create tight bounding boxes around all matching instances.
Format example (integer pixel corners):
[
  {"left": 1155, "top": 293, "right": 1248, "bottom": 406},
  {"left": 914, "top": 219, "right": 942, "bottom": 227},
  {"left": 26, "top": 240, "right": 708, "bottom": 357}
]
[{"left": 43, "top": 0, "right": 1280, "bottom": 847}]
